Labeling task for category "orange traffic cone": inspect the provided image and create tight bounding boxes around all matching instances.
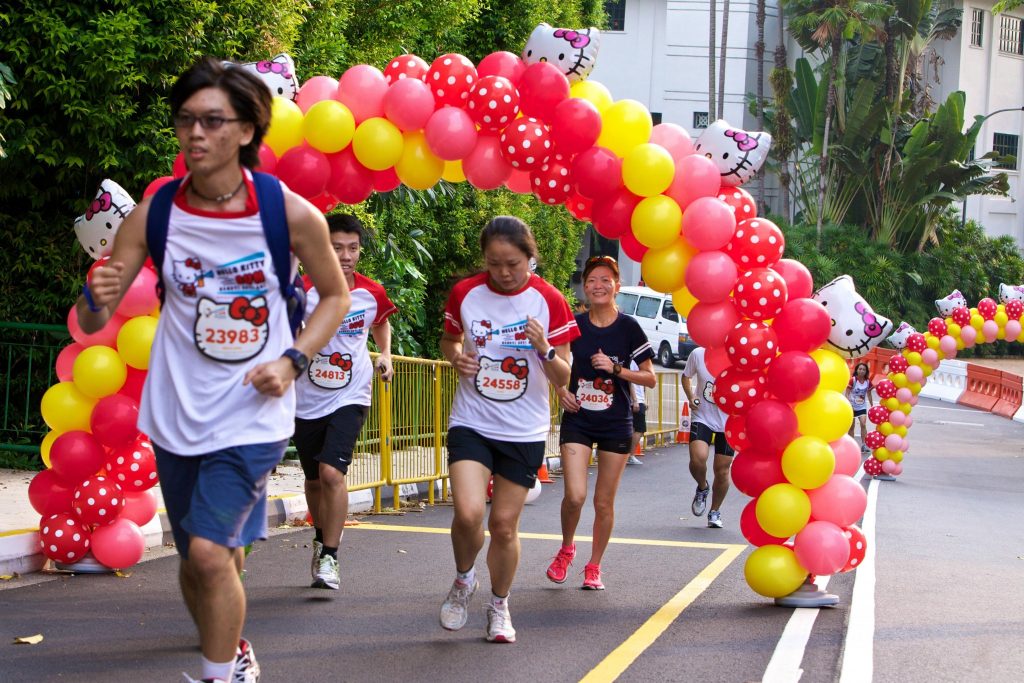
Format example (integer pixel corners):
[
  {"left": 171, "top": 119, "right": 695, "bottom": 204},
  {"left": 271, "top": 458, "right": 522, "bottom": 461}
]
[
  {"left": 537, "top": 461, "right": 554, "bottom": 484},
  {"left": 677, "top": 401, "right": 691, "bottom": 444},
  {"left": 633, "top": 441, "right": 643, "bottom": 456}
]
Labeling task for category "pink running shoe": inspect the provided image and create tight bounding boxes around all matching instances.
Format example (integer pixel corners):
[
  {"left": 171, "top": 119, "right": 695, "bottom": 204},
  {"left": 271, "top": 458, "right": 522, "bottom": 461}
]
[
  {"left": 582, "top": 563, "right": 605, "bottom": 590},
  {"left": 546, "top": 544, "right": 576, "bottom": 583}
]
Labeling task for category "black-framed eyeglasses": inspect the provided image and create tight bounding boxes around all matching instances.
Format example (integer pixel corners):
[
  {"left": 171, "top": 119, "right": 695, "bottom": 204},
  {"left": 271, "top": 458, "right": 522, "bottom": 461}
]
[{"left": 173, "top": 113, "right": 243, "bottom": 130}]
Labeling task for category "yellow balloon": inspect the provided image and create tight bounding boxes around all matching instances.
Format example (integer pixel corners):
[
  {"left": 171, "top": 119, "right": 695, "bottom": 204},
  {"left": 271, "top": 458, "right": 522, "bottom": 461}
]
[
  {"left": 264, "top": 96, "right": 304, "bottom": 156},
  {"left": 672, "top": 287, "right": 699, "bottom": 317},
  {"left": 352, "top": 117, "right": 404, "bottom": 171},
  {"left": 955, "top": 338, "right": 965, "bottom": 351},
  {"left": 947, "top": 322, "right": 961, "bottom": 337},
  {"left": 874, "top": 447, "right": 891, "bottom": 461},
  {"left": 756, "top": 483, "right": 812, "bottom": 538},
  {"left": 899, "top": 402, "right": 912, "bottom": 414},
  {"left": 632, "top": 195, "right": 683, "bottom": 249},
  {"left": 926, "top": 334, "right": 940, "bottom": 350},
  {"left": 922, "top": 364, "right": 933, "bottom": 377},
  {"left": 892, "top": 450, "right": 903, "bottom": 463},
  {"left": 879, "top": 421, "right": 894, "bottom": 436},
  {"left": 442, "top": 159, "right": 466, "bottom": 183},
  {"left": 970, "top": 313, "right": 984, "bottom": 330},
  {"left": 909, "top": 381, "right": 922, "bottom": 395},
  {"left": 597, "top": 99, "right": 653, "bottom": 157},
  {"left": 622, "top": 143, "right": 675, "bottom": 197},
  {"left": 995, "top": 311, "right": 1009, "bottom": 326},
  {"left": 781, "top": 435, "right": 836, "bottom": 490},
  {"left": 40, "top": 430, "right": 61, "bottom": 468},
  {"left": 882, "top": 397, "right": 899, "bottom": 410},
  {"left": 892, "top": 372, "right": 908, "bottom": 388},
  {"left": 793, "top": 389, "right": 853, "bottom": 442},
  {"left": 895, "top": 425, "right": 908, "bottom": 437},
  {"left": 117, "top": 315, "right": 158, "bottom": 370},
  {"left": 640, "top": 238, "right": 697, "bottom": 293},
  {"left": 394, "top": 130, "right": 444, "bottom": 190},
  {"left": 302, "top": 100, "right": 355, "bottom": 153},
  {"left": 73, "top": 346, "right": 127, "bottom": 399},
  {"left": 903, "top": 351, "right": 922, "bottom": 366},
  {"left": 810, "top": 349, "right": 850, "bottom": 393},
  {"left": 744, "top": 544, "right": 808, "bottom": 598},
  {"left": 569, "top": 79, "right": 613, "bottom": 112},
  {"left": 40, "top": 382, "right": 97, "bottom": 433}
]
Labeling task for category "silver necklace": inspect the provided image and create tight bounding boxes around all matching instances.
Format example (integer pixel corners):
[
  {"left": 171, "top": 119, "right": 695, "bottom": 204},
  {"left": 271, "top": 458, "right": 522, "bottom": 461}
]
[{"left": 189, "top": 178, "right": 245, "bottom": 203}]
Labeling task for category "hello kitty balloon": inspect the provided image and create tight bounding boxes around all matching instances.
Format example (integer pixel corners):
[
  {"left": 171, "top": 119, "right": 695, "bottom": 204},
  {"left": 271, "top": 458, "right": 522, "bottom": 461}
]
[
  {"left": 522, "top": 23, "right": 601, "bottom": 83},
  {"left": 227, "top": 53, "right": 299, "bottom": 100},
  {"left": 886, "top": 322, "right": 918, "bottom": 350},
  {"left": 934, "top": 289, "right": 967, "bottom": 316},
  {"left": 73, "top": 179, "right": 136, "bottom": 260},
  {"left": 812, "top": 275, "right": 893, "bottom": 359},
  {"left": 694, "top": 120, "right": 772, "bottom": 187},
  {"left": 998, "top": 283, "right": 1024, "bottom": 304}
]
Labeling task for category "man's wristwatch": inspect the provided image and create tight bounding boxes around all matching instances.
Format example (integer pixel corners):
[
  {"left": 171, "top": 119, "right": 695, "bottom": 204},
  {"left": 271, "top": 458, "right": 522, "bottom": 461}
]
[
  {"left": 612, "top": 362, "right": 623, "bottom": 375},
  {"left": 282, "top": 348, "right": 309, "bottom": 377},
  {"left": 540, "top": 346, "right": 557, "bottom": 362}
]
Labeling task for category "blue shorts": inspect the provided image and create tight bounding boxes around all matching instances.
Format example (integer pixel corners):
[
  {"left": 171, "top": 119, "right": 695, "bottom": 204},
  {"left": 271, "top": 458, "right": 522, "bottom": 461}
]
[{"left": 153, "top": 439, "right": 288, "bottom": 559}]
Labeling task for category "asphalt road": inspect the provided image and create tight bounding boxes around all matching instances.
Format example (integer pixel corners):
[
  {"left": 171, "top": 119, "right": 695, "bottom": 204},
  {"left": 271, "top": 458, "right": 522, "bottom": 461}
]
[{"left": 3, "top": 397, "right": 1022, "bottom": 682}]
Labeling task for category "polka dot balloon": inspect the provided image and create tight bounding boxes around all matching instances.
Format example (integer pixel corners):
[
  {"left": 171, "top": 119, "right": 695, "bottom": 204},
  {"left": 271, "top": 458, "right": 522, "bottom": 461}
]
[
  {"left": 927, "top": 317, "right": 948, "bottom": 337},
  {"left": 733, "top": 268, "right": 788, "bottom": 320},
  {"left": 499, "top": 117, "right": 552, "bottom": 171},
  {"left": 104, "top": 438, "right": 158, "bottom": 492},
  {"left": 466, "top": 75, "right": 520, "bottom": 132},
  {"left": 725, "top": 320, "right": 778, "bottom": 371},
  {"left": 725, "top": 218, "right": 785, "bottom": 268},
  {"left": 716, "top": 186, "right": 757, "bottom": 222},
  {"left": 565, "top": 192, "right": 593, "bottom": 222},
  {"left": 713, "top": 366, "right": 768, "bottom": 415},
  {"left": 905, "top": 333, "right": 928, "bottom": 353},
  {"left": 977, "top": 297, "right": 998, "bottom": 320},
  {"left": 426, "top": 53, "right": 477, "bottom": 108},
  {"left": 382, "top": 54, "right": 429, "bottom": 84},
  {"left": 530, "top": 153, "right": 573, "bottom": 205},
  {"left": 39, "top": 513, "right": 91, "bottom": 563},
  {"left": 73, "top": 476, "right": 125, "bottom": 526},
  {"left": 841, "top": 524, "right": 867, "bottom": 572},
  {"left": 1006, "top": 300, "right": 1024, "bottom": 320},
  {"left": 951, "top": 306, "right": 971, "bottom": 327},
  {"left": 862, "top": 457, "right": 884, "bottom": 476}
]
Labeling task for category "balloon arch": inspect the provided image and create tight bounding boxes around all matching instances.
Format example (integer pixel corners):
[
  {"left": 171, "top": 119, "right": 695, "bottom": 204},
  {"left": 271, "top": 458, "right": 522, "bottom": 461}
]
[{"left": 39, "top": 25, "right": 1012, "bottom": 599}]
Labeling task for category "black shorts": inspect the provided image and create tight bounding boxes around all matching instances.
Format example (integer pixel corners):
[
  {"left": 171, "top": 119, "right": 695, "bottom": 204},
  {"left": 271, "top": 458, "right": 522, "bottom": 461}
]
[
  {"left": 853, "top": 408, "right": 867, "bottom": 418},
  {"left": 559, "top": 428, "right": 632, "bottom": 455},
  {"left": 447, "top": 426, "right": 545, "bottom": 489},
  {"left": 632, "top": 403, "right": 647, "bottom": 434},
  {"left": 293, "top": 403, "right": 369, "bottom": 479},
  {"left": 690, "top": 422, "right": 735, "bottom": 457}
]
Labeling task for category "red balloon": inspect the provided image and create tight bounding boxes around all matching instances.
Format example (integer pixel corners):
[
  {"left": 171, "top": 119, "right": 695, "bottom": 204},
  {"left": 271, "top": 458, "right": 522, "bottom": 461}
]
[
  {"left": 717, "top": 186, "right": 757, "bottom": 221},
  {"left": 549, "top": 98, "right": 601, "bottom": 154},
  {"left": 463, "top": 135, "right": 513, "bottom": 190},
  {"left": 517, "top": 61, "right": 570, "bottom": 121},
  {"left": 67, "top": 305, "right": 126, "bottom": 348},
  {"left": 862, "top": 457, "right": 884, "bottom": 476},
  {"left": 725, "top": 320, "right": 778, "bottom": 371},
  {"left": 143, "top": 176, "right": 175, "bottom": 198},
  {"left": 619, "top": 230, "right": 648, "bottom": 262},
  {"left": 172, "top": 152, "right": 187, "bottom": 178},
  {"left": 466, "top": 76, "right": 520, "bottom": 132},
  {"left": 712, "top": 366, "right": 768, "bottom": 415},
  {"left": 91, "top": 518, "right": 145, "bottom": 569},
  {"left": 50, "top": 431, "right": 106, "bottom": 486},
  {"left": 73, "top": 476, "right": 125, "bottom": 526},
  {"left": 926, "top": 317, "right": 948, "bottom": 338},
  {"left": 119, "top": 366, "right": 147, "bottom": 403},
  {"left": 977, "top": 297, "right": 998, "bottom": 320},
  {"left": 704, "top": 345, "right": 732, "bottom": 378},
  {"left": 308, "top": 192, "right": 338, "bottom": 214},
  {"left": 426, "top": 53, "right": 478, "bottom": 108},
  {"left": 887, "top": 354, "right": 909, "bottom": 374},
  {"left": 770, "top": 298, "right": 831, "bottom": 352},
  {"left": 875, "top": 379, "right": 897, "bottom": 399},
  {"left": 383, "top": 53, "right": 430, "bottom": 84},
  {"left": 506, "top": 169, "right": 533, "bottom": 194},
  {"left": 372, "top": 167, "right": 402, "bottom": 193},
  {"left": 565, "top": 192, "right": 594, "bottom": 222},
  {"left": 726, "top": 217, "right": 785, "bottom": 269},
  {"left": 55, "top": 343, "right": 84, "bottom": 382},
  {"left": 499, "top": 117, "right": 552, "bottom": 170},
  {"left": 865, "top": 430, "right": 885, "bottom": 449},
  {"left": 104, "top": 437, "right": 158, "bottom": 492},
  {"left": 572, "top": 146, "right": 623, "bottom": 199},
  {"left": 255, "top": 144, "right": 278, "bottom": 174},
  {"left": 86, "top": 255, "right": 112, "bottom": 282},
  {"left": 326, "top": 148, "right": 373, "bottom": 204},
  {"left": 477, "top": 51, "right": 526, "bottom": 85},
  {"left": 687, "top": 300, "right": 742, "bottom": 349},
  {"left": 530, "top": 153, "right": 573, "bottom": 206},
  {"left": 740, "top": 499, "right": 789, "bottom": 546},
  {"left": 724, "top": 413, "right": 751, "bottom": 451},
  {"left": 592, "top": 188, "right": 642, "bottom": 240},
  {"left": 841, "top": 524, "right": 867, "bottom": 572},
  {"left": 120, "top": 489, "right": 158, "bottom": 527},
  {"left": 868, "top": 405, "right": 890, "bottom": 425},
  {"left": 773, "top": 259, "right": 814, "bottom": 300},
  {"left": 28, "top": 469, "right": 74, "bottom": 517},
  {"left": 731, "top": 449, "right": 785, "bottom": 497},
  {"left": 734, "top": 268, "right": 788, "bottom": 320},
  {"left": 765, "top": 351, "right": 820, "bottom": 403},
  {"left": 276, "top": 145, "right": 330, "bottom": 199},
  {"left": 38, "top": 513, "right": 91, "bottom": 564},
  {"left": 745, "top": 399, "right": 799, "bottom": 456},
  {"left": 90, "top": 394, "right": 140, "bottom": 449}
]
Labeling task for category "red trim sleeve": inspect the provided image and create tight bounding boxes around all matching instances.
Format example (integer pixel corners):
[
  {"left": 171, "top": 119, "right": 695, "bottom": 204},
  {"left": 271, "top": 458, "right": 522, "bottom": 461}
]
[
  {"left": 355, "top": 273, "right": 398, "bottom": 326},
  {"left": 533, "top": 276, "right": 580, "bottom": 346},
  {"left": 444, "top": 274, "right": 486, "bottom": 335}
]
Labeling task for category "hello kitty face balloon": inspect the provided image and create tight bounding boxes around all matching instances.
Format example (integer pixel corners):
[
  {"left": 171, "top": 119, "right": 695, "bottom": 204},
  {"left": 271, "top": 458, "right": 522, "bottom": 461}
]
[
  {"left": 73, "top": 179, "right": 136, "bottom": 260},
  {"left": 227, "top": 53, "right": 299, "bottom": 100},
  {"left": 694, "top": 120, "right": 772, "bottom": 187},
  {"left": 934, "top": 289, "right": 967, "bottom": 316},
  {"left": 812, "top": 275, "right": 893, "bottom": 359},
  {"left": 522, "top": 23, "right": 601, "bottom": 83},
  {"left": 886, "top": 322, "right": 918, "bottom": 350},
  {"left": 998, "top": 283, "right": 1024, "bottom": 304}
]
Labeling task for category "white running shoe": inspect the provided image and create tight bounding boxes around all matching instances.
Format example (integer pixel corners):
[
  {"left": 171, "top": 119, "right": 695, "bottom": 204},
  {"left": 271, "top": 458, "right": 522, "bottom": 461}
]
[
  {"left": 439, "top": 578, "right": 478, "bottom": 631},
  {"left": 691, "top": 486, "right": 710, "bottom": 516},
  {"left": 311, "top": 554, "right": 340, "bottom": 590},
  {"left": 233, "top": 638, "right": 260, "bottom": 683},
  {"left": 626, "top": 455, "right": 643, "bottom": 466},
  {"left": 707, "top": 510, "right": 723, "bottom": 528},
  {"left": 310, "top": 540, "right": 323, "bottom": 580},
  {"left": 485, "top": 602, "right": 517, "bottom": 643}
]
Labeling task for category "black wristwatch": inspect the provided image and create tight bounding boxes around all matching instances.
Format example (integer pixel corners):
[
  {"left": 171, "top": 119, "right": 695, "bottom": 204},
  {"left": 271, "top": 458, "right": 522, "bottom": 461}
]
[
  {"left": 282, "top": 348, "right": 309, "bottom": 376},
  {"left": 540, "top": 346, "right": 557, "bottom": 362},
  {"left": 612, "top": 362, "right": 623, "bottom": 375}
]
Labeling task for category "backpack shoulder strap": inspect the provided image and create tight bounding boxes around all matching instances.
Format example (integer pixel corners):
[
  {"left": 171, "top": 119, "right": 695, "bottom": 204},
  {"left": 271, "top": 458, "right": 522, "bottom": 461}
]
[
  {"left": 145, "top": 178, "right": 184, "bottom": 304},
  {"left": 251, "top": 171, "right": 292, "bottom": 291}
]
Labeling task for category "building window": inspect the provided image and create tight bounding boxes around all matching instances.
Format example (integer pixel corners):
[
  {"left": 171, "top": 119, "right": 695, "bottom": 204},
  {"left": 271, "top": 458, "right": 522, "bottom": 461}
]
[
  {"left": 993, "top": 133, "right": 1019, "bottom": 170},
  {"left": 693, "top": 112, "right": 709, "bottom": 129},
  {"left": 971, "top": 9, "right": 984, "bottom": 47},
  {"left": 604, "top": 1, "right": 625, "bottom": 32},
  {"left": 998, "top": 15, "right": 1024, "bottom": 55}
]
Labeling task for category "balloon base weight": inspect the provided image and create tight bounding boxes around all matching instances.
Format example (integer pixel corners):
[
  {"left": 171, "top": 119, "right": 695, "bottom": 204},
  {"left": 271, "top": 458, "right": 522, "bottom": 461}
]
[
  {"left": 55, "top": 551, "right": 112, "bottom": 574},
  {"left": 873, "top": 474, "right": 897, "bottom": 481},
  {"left": 774, "top": 578, "right": 839, "bottom": 608}
]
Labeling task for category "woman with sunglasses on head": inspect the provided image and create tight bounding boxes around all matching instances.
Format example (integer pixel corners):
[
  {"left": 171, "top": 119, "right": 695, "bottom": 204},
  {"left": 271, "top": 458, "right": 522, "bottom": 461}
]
[
  {"left": 846, "top": 362, "right": 874, "bottom": 453},
  {"left": 547, "top": 256, "right": 656, "bottom": 591},
  {"left": 439, "top": 216, "right": 578, "bottom": 643}
]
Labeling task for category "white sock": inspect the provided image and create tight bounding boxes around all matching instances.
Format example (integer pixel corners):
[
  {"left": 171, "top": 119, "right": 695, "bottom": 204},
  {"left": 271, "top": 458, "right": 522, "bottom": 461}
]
[
  {"left": 201, "top": 655, "right": 235, "bottom": 682},
  {"left": 456, "top": 566, "right": 476, "bottom": 584},
  {"left": 490, "top": 592, "right": 509, "bottom": 609}
]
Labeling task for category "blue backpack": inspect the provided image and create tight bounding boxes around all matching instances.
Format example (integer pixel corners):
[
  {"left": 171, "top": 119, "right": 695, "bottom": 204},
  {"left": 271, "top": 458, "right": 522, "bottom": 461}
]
[{"left": 146, "top": 171, "right": 306, "bottom": 338}]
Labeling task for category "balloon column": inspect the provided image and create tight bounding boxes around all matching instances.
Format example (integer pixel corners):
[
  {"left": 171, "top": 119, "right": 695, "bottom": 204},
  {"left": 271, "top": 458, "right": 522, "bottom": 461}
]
[{"left": 30, "top": 181, "right": 157, "bottom": 570}]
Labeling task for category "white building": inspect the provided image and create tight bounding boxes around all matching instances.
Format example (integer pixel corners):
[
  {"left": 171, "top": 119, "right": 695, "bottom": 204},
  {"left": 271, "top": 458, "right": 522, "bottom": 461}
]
[{"left": 577, "top": 0, "right": 1023, "bottom": 290}]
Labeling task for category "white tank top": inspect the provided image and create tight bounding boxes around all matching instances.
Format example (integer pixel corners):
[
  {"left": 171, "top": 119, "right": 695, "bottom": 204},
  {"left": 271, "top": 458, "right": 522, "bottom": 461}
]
[{"left": 138, "top": 175, "right": 297, "bottom": 455}]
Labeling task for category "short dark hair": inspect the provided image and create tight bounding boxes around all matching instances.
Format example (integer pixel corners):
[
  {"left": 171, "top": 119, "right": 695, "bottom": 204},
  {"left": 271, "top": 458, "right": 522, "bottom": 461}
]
[
  {"left": 480, "top": 216, "right": 538, "bottom": 260},
  {"left": 582, "top": 255, "right": 619, "bottom": 282},
  {"left": 169, "top": 56, "right": 272, "bottom": 169},
  {"left": 326, "top": 213, "right": 364, "bottom": 240}
]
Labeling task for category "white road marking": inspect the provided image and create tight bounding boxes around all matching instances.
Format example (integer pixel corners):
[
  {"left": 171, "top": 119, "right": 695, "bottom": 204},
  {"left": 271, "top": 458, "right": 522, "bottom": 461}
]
[
  {"left": 933, "top": 420, "right": 985, "bottom": 427},
  {"left": 839, "top": 477, "right": 880, "bottom": 683}
]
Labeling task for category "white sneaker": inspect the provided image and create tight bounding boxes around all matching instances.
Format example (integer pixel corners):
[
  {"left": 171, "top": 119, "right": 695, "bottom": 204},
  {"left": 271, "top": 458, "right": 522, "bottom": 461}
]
[
  {"left": 440, "top": 578, "right": 478, "bottom": 631},
  {"left": 310, "top": 540, "right": 323, "bottom": 580},
  {"left": 485, "top": 601, "right": 517, "bottom": 643},
  {"left": 707, "top": 510, "right": 723, "bottom": 528},
  {"left": 311, "top": 554, "right": 340, "bottom": 590},
  {"left": 691, "top": 486, "right": 709, "bottom": 516},
  {"left": 233, "top": 638, "right": 260, "bottom": 683},
  {"left": 626, "top": 455, "right": 643, "bottom": 466}
]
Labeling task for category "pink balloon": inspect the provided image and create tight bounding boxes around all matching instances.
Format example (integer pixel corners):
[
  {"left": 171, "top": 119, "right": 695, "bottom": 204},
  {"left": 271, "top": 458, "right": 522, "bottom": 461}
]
[
  {"left": 773, "top": 259, "right": 814, "bottom": 300},
  {"left": 256, "top": 144, "right": 278, "bottom": 174},
  {"left": 904, "top": 415, "right": 913, "bottom": 428},
  {"left": 1005, "top": 320, "right": 1022, "bottom": 342},
  {"left": 665, "top": 154, "right": 721, "bottom": 211},
  {"left": 939, "top": 334, "right": 957, "bottom": 357},
  {"left": 888, "top": 410, "right": 906, "bottom": 427},
  {"left": 276, "top": 145, "right": 330, "bottom": 199},
  {"left": 961, "top": 325, "right": 977, "bottom": 347},
  {"left": 462, "top": 135, "right": 513, "bottom": 190},
  {"left": 506, "top": 169, "right": 532, "bottom": 194},
  {"left": 807, "top": 474, "right": 867, "bottom": 527},
  {"left": 830, "top": 436, "right": 861, "bottom": 477},
  {"left": 517, "top": 61, "right": 569, "bottom": 121},
  {"left": 424, "top": 107, "right": 478, "bottom": 160},
  {"left": 766, "top": 351, "right": 820, "bottom": 403},
  {"left": 982, "top": 319, "right": 999, "bottom": 343},
  {"left": 116, "top": 268, "right": 159, "bottom": 318},
  {"left": 684, "top": 250, "right": 738, "bottom": 303},
  {"left": 688, "top": 300, "right": 741, "bottom": 348},
  {"left": 143, "top": 176, "right": 175, "bottom": 198},
  {"left": 549, "top": 98, "right": 601, "bottom": 154},
  {"left": 650, "top": 123, "right": 694, "bottom": 161},
  {"left": 384, "top": 78, "right": 435, "bottom": 132},
  {"left": 90, "top": 518, "right": 145, "bottom": 569},
  {"left": 905, "top": 365, "right": 924, "bottom": 383},
  {"left": 592, "top": 189, "right": 642, "bottom": 239},
  {"left": 296, "top": 75, "right": 340, "bottom": 113},
  {"left": 884, "top": 433, "right": 902, "bottom": 452},
  {"left": 681, "top": 197, "right": 737, "bottom": 251},
  {"left": 895, "top": 387, "right": 913, "bottom": 403},
  {"left": 326, "top": 148, "right": 373, "bottom": 205},
  {"left": 881, "top": 459, "right": 898, "bottom": 474},
  {"left": 794, "top": 521, "right": 851, "bottom": 576},
  {"left": 572, "top": 147, "right": 623, "bottom": 199},
  {"left": 921, "top": 348, "right": 940, "bottom": 368},
  {"left": 892, "top": 462, "right": 903, "bottom": 475},
  {"left": 336, "top": 65, "right": 388, "bottom": 123},
  {"left": 56, "top": 343, "right": 85, "bottom": 382},
  {"left": 67, "top": 306, "right": 126, "bottom": 348},
  {"left": 372, "top": 167, "right": 401, "bottom": 193},
  {"left": 120, "top": 490, "right": 158, "bottom": 527},
  {"left": 477, "top": 51, "right": 526, "bottom": 85}
]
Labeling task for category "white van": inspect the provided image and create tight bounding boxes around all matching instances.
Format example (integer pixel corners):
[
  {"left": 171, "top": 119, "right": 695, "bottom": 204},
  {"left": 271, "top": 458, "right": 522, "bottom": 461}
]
[{"left": 615, "top": 285, "right": 697, "bottom": 367}]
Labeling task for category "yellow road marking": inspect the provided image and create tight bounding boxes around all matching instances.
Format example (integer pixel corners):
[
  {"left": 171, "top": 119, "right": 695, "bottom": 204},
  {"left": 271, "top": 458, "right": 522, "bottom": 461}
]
[{"left": 0, "top": 528, "right": 38, "bottom": 538}]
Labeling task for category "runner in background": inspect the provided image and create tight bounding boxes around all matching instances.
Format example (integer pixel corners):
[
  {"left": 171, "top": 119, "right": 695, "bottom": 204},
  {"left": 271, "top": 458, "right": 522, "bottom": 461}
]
[
  {"left": 627, "top": 359, "right": 647, "bottom": 466},
  {"left": 846, "top": 362, "right": 874, "bottom": 453}
]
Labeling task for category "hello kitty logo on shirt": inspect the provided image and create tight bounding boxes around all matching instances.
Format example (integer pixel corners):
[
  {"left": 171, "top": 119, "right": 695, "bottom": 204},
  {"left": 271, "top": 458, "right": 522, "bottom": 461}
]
[
  {"left": 474, "top": 356, "right": 529, "bottom": 402},
  {"left": 337, "top": 309, "right": 368, "bottom": 336},
  {"left": 471, "top": 320, "right": 493, "bottom": 347},
  {"left": 173, "top": 258, "right": 206, "bottom": 297},
  {"left": 213, "top": 252, "right": 268, "bottom": 296},
  {"left": 498, "top": 320, "right": 532, "bottom": 350},
  {"left": 194, "top": 296, "right": 269, "bottom": 362},
  {"left": 575, "top": 377, "right": 615, "bottom": 411},
  {"left": 308, "top": 351, "right": 353, "bottom": 390}
]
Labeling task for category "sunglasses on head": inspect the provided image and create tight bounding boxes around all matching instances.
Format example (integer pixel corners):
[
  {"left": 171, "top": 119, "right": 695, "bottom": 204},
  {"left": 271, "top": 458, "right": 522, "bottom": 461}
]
[{"left": 586, "top": 255, "right": 618, "bottom": 267}]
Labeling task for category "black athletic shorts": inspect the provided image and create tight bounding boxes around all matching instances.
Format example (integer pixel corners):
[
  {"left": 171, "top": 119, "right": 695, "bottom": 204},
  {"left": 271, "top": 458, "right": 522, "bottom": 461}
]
[
  {"left": 293, "top": 403, "right": 369, "bottom": 479},
  {"left": 690, "top": 422, "right": 735, "bottom": 457},
  {"left": 632, "top": 403, "right": 647, "bottom": 434},
  {"left": 447, "top": 426, "right": 545, "bottom": 489},
  {"left": 559, "top": 428, "right": 632, "bottom": 455}
]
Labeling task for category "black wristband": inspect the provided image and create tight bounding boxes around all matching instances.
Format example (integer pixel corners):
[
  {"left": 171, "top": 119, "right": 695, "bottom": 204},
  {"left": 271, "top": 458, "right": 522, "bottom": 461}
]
[{"left": 82, "top": 283, "right": 101, "bottom": 313}]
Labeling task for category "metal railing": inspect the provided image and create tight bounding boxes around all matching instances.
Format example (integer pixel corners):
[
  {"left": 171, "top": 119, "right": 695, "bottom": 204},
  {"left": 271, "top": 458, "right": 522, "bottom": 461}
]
[{"left": 1, "top": 322, "right": 71, "bottom": 454}]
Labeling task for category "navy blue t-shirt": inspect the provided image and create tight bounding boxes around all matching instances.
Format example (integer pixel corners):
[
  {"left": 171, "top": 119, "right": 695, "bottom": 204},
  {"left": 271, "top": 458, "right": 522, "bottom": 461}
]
[{"left": 561, "top": 312, "right": 654, "bottom": 438}]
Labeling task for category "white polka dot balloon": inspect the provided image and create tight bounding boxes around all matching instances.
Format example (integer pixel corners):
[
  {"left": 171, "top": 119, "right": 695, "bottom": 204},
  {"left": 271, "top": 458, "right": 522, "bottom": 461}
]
[
  {"left": 104, "top": 438, "right": 158, "bottom": 492},
  {"left": 73, "top": 476, "right": 125, "bottom": 526},
  {"left": 498, "top": 117, "right": 552, "bottom": 171},
  {"left": 38, "top": 512, "right": 91, "bottom": 563}
]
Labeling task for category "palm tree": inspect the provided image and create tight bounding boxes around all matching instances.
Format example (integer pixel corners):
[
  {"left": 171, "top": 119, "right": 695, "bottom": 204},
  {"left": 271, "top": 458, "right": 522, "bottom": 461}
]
[{"left": 718, "top": 0, "right": 731, "bottom": 119}]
